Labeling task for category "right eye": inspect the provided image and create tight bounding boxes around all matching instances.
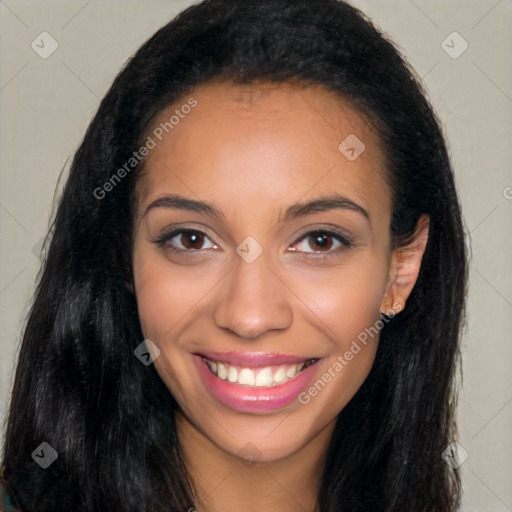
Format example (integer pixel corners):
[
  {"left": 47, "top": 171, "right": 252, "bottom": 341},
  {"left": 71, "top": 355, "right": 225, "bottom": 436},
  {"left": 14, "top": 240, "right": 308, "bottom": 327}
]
[{"left": 153, "top": 229, "right": 219, "bottom": 254}]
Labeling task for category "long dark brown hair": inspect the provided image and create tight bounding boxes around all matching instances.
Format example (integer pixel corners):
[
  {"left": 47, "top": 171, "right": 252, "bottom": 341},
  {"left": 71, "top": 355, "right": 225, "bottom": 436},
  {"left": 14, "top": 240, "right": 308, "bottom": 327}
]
[{"left": 2, "top": 0, "right": 467, "bottom": 510}]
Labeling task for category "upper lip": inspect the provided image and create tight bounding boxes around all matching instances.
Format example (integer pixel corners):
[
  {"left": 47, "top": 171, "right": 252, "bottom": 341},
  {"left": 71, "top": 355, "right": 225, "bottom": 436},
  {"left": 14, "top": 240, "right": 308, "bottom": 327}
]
[{"left": 195, "top": 350, "right": 317, "bottom": 368}]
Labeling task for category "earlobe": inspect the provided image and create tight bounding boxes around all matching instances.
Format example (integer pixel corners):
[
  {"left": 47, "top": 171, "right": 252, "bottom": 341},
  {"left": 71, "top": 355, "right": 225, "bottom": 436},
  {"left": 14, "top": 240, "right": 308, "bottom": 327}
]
[{"left": 380, "top": 214, "right": 430, "bottom": 315}]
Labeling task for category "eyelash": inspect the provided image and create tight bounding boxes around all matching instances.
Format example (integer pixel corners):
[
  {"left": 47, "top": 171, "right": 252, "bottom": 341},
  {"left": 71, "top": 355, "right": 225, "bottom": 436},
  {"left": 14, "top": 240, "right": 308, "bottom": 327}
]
[{"left": 152, "top": 227, "right": 353, "bottom": 259}]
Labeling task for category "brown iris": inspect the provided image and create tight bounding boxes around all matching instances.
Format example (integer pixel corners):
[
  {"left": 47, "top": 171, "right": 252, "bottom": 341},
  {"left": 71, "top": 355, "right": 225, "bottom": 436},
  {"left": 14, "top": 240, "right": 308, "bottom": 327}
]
[
  {"left": 181, "top": 231, "right": 205, "bottom": 250},
  {"left": 308, "top": 233, "right": 333, "bottom": 252}
]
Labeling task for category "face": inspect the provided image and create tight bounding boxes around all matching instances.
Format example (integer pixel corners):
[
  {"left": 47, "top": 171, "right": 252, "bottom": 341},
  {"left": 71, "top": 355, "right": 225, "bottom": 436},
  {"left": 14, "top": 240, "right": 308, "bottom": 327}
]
[{"left": 132, "top": 80, "right": 398, "bottom": 463}]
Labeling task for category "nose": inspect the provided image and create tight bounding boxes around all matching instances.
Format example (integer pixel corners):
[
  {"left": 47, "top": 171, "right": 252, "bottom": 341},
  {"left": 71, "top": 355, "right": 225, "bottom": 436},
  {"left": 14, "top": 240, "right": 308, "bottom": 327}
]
[{"left": 213, "top": 252, "right": 293, "bottom": 340}]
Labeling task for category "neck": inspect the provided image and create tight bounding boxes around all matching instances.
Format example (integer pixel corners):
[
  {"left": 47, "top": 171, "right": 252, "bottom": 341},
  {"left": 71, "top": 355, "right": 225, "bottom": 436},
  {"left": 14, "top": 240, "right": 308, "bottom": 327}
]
[{"left": 176, "top": 411, "right": 334, "bottom": 512}]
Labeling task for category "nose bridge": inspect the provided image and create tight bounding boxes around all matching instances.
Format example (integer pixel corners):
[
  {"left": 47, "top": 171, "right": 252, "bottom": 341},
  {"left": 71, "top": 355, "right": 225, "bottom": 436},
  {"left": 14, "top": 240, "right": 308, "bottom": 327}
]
[{"left": 213, "top": 248, "right": 293, "bottom": 339}]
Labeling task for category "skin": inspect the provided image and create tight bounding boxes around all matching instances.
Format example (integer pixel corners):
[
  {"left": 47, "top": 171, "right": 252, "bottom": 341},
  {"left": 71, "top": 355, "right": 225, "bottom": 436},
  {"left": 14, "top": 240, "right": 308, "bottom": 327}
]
[{"left": 132, "top": 80, "right": 429, "bottom": 512}]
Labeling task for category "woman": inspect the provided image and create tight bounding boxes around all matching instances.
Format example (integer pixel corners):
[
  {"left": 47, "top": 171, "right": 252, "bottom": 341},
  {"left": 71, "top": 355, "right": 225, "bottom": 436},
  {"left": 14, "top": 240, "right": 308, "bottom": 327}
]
[{"left": 1, "top": 0, "right": 467, "bottom": 510}]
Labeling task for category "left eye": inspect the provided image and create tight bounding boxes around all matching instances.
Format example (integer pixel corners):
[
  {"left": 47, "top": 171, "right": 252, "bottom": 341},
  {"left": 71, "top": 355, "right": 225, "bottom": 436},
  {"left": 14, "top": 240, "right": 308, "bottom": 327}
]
[{"left": 292, "top": 231, "right": 352, "bottom": 254}]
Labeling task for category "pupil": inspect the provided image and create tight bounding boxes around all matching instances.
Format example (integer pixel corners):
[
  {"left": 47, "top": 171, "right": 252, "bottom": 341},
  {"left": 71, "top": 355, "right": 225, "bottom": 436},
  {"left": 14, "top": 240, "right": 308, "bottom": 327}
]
[
  {"left": 183, "top": 232, "right": 203, "bottom": 249},
  {"left": 310, "top": 233, "right": 332, "bottom": 251}
]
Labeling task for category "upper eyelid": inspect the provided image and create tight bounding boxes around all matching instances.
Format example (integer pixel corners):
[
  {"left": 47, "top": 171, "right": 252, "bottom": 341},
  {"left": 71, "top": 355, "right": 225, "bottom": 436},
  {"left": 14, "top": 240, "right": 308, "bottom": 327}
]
[
  {"left": 288, "top": 225, "right": 353, "bottom": 246},
  {"left": 154, "top": 224, "right": 217, "bottom": 240}
]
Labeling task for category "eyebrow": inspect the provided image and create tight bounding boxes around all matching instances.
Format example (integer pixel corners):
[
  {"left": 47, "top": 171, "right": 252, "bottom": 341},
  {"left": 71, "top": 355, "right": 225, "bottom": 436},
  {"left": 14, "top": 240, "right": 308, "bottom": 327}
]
[{"left": 143, "top": 193, "right": 370, "bottom": 225}]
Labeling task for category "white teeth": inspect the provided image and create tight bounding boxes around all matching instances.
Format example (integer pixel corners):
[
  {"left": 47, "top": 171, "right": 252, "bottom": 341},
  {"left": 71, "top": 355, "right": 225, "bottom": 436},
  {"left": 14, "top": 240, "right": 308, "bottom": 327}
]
[
  {"left": 273, "top": 366, "right": 287, "bottom": 383},
  {"left": 255, "top": 367, "right": 273, "bottom": 387},
  {"left": 287, "top": 364, "right": 300, "bottom": 377},
  {"left": 238, "top": 368, "right": 256, "bottom": 386},
  {"left": 217, "top": 362, "right": 227, "bottom": 380},
  {"left": 227, "top": 366, "right": 238, "bottom": 383},
  {"left": 204, "top": 358, "right": 314, "bottom": 387}
]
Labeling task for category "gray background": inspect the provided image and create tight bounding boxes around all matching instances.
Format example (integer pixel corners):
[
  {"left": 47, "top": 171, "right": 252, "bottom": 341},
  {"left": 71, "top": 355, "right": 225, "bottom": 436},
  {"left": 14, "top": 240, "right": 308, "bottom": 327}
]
[{"left": 1, "top": 1, "right": 511, "bottom": 510}]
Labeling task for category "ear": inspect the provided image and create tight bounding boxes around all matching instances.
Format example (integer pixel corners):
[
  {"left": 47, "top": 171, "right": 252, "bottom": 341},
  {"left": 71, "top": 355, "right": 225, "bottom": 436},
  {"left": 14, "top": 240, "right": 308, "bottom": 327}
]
[{"left": 380, "top": 214, "right": 430, "bottom": 315}]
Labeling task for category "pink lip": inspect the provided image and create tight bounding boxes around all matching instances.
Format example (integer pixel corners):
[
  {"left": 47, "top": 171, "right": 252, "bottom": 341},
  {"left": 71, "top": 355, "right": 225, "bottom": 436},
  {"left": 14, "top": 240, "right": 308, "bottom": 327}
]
[
  {"left": 195, "top": 350, "right": 313, "bottom": 368},
  {"left": 193, "top": 354, "right": 320, "bottom": 413}
]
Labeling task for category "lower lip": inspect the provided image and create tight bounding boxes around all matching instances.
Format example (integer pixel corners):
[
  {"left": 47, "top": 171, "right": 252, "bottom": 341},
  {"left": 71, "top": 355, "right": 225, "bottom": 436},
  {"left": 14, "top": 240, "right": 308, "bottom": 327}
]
[{"left": 194, "top": 355, "right": 319, "bottom": 413}]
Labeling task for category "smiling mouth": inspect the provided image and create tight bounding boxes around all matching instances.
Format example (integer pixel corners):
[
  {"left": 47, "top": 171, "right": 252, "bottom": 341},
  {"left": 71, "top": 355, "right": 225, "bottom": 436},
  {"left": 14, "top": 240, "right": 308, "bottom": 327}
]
[{"left": 200, "top": 356, "right": 319, "bottom": 388}]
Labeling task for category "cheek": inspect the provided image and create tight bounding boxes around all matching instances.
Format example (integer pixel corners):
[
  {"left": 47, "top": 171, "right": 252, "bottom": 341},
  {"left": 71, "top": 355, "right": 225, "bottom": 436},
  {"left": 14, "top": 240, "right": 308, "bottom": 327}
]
[
  {"left": 136, "top": 278, "right": 187, "bottom": 341},
  {"left": 287, "top": 253, "right": 389, "bottom": 408},
  {"left": 291, "top": 252, "right": 389, "bottom": 347},
  {"left": 133, "top": 248, "right": 212, "bottom": 341},
  {"left": 132, "top": 253, "right": 205, "bottom": 400}
]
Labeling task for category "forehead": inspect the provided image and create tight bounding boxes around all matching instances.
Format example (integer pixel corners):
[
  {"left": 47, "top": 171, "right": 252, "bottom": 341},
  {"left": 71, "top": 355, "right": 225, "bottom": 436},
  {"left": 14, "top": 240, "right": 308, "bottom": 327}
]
[{"left": 136, "top": 80, "right": 391, "bottom": 225}]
